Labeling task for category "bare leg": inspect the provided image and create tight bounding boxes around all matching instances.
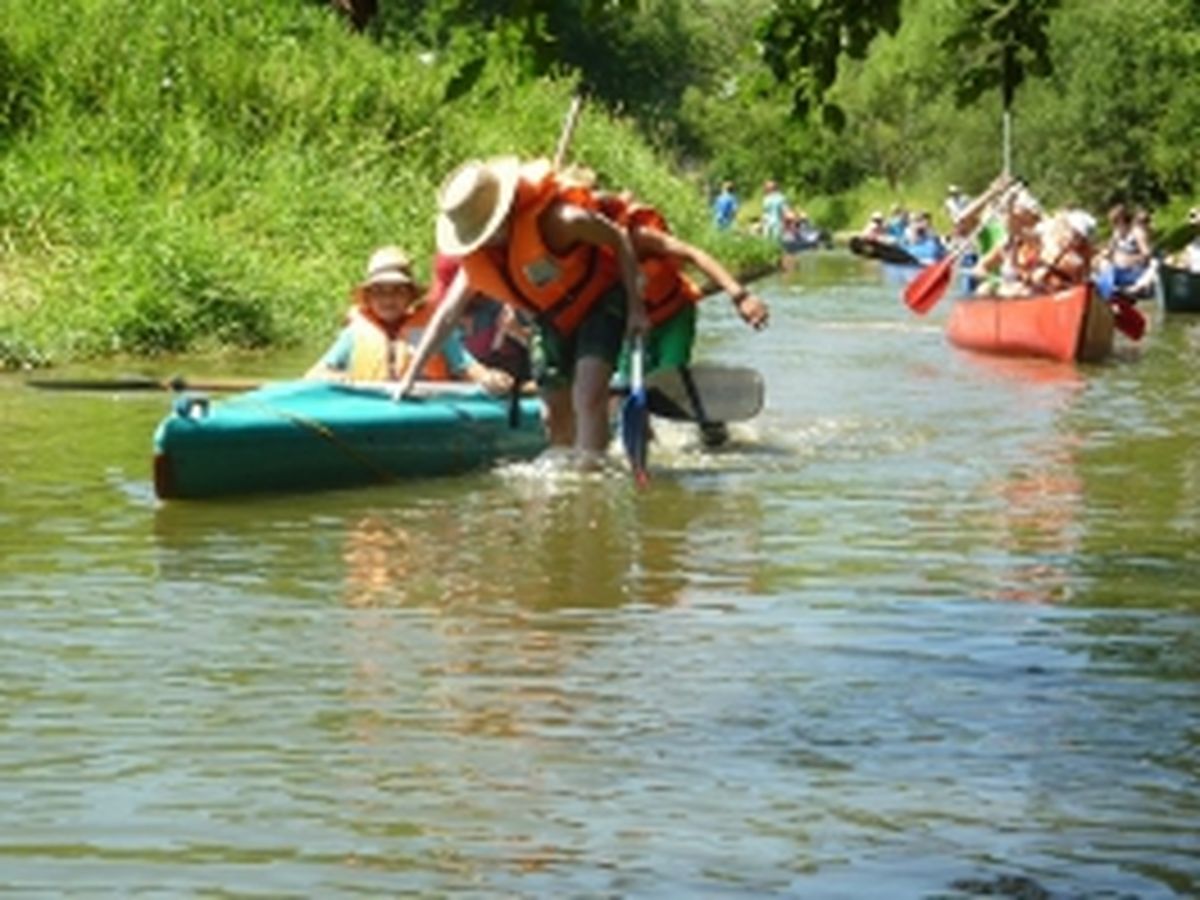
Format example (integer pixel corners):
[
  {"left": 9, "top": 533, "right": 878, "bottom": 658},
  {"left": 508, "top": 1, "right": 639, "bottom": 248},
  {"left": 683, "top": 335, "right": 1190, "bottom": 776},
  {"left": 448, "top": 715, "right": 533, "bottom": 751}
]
[
  {"left": 539, "top": 385, "right": 575, "bottom": 447},
  {"left": 572, "top": 356, "right": 614, "bottom": 456}
]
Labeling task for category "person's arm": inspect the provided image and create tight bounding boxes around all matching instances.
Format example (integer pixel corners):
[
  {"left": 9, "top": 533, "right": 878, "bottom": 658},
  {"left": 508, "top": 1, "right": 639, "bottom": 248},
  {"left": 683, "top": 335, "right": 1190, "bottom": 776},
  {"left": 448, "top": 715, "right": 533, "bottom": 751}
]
[
  {"left": 441, "top": 328, "right": 513, "bottom": 395},
  {"left": 391, "top": 269, "right": 474, "bottom": 399},
  {"left": 304, "top": 328, "right": 353, "bottom": 381},
  {"left": 952, "top": 174, "right": 1016, "bottom": 238},
  {"left": 970, "top": 242, "right": 1005, "bottom": 278},
  {"left": 542, "top": 202, "right": 648, "bottom": 337},
  {"left": 633, "top": 227, "right": 769, "bottom": 330},
  {"left": 1134, "top": 228, "right": 1153, "bottom": 263}
]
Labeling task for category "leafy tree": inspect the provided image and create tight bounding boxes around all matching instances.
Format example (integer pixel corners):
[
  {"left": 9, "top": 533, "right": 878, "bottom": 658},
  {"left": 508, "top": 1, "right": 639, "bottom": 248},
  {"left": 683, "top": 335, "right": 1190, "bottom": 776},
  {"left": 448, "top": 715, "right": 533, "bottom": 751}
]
[
  {"left": 756, "top": 0, "right": 902, "bottom": 127},
  {"left": 941, "top": 0, "right": 1060, "bottom": 110}
]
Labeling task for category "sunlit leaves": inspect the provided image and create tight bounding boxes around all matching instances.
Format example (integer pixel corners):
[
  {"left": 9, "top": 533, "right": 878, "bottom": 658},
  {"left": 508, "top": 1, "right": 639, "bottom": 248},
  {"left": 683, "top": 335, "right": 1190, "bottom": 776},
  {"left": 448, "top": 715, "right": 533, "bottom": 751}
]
[{"left": 756, "top": 0, "right": 902, "bottom": 122}]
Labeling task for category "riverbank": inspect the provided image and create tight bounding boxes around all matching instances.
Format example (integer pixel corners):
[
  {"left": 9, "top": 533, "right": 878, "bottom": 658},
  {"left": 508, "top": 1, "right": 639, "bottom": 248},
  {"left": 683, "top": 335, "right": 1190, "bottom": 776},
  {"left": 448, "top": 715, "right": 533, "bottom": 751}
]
[{"left": 0, "top": 0, "right": 774, "bottom": 371}]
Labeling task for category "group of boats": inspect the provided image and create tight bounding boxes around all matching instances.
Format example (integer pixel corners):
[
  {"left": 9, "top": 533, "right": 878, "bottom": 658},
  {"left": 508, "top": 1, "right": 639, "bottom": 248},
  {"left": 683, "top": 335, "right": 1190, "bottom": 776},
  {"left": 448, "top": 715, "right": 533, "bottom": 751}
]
[
  {"left": 851, "top": 234, "right": 1200, "bottom": 364},
  {"left": 28, "top": 234, "right": 1196, "bottom": 503}
]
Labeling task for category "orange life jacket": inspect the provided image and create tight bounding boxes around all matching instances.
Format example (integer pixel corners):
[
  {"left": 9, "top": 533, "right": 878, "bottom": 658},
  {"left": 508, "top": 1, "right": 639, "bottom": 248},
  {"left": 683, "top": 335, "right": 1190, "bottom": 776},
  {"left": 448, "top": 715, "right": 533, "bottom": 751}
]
[
  {"left": 345, "top": 305, "right": 453, "bottom": 382},
  {"left": 460, "top": 161, "right": 619, "bottom": 337},
  {"left": 575, "top": 192, "right": 703, "bottom": 327}
]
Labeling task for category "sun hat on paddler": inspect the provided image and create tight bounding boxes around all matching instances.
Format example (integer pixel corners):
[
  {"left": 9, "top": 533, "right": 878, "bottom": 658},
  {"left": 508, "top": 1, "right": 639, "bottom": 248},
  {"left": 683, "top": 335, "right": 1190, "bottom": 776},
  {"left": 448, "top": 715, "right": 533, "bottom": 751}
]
[
  {"left": 436, "top": 156, "right": 521, "bottom": 256},
  {"left": 352, "top": 246, "right": 416, "bottom": 303}
]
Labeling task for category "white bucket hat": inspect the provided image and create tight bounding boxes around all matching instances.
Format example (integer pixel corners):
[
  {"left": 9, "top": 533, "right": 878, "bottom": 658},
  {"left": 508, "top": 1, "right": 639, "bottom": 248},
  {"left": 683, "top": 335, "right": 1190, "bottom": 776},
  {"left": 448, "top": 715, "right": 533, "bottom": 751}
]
[
  {"left": 1065, "top": 210, "right": 1096, "bottom": 239},
  {"left": 435, "top": 156, "right": 521, "bottom": 256},
  {"left": 353, "top": 246, "right": 416, "bottom": 303}
]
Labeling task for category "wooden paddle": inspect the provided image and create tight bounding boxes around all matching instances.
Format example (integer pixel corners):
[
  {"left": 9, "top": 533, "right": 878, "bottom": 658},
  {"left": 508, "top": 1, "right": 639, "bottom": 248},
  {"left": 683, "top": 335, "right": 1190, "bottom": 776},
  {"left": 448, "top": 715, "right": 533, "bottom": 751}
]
[
  {"left": 25, "top": 374, "right": 266, "bottom": 393},
  {"left": 848, "top": 235, "right": 920, "bottom": 267},
  {"left": 1109, "top": 294, "right": 1147, "bottom": 341},
  {"left": 904, "top": 182, "right": 1020, "bottom": 315},
  {"left": 903, "top": 239, "right": 972, "bottom": 315},
  {"left": 552, "top": 95, "right": 584, "bottom": 170}
]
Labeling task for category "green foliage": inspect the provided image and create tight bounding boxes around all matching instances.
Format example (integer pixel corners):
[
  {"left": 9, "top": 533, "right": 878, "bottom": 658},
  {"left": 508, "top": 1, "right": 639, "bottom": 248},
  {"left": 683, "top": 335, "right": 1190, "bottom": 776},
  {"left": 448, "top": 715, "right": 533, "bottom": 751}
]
[
  {"left": 0, "top": 35, "right": 40, "bottom": 146},
  {"left": 757, "top": 0, "right": 903, "bottom": 121},
  {"left": 2, "top": 0, "right": 1198, "bottom": 368},
  {"left": 942, "top": 0, "right": 1061, "bottom": 108},
  {"left": 0, "top": 0, "right": 741, "bottom": 367}
]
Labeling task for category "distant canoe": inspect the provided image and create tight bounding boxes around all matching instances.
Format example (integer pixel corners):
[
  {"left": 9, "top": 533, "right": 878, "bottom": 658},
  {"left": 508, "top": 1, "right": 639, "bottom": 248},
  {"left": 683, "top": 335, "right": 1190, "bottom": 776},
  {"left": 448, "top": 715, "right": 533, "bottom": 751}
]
[
  {"left": 945, "top": 284, "right": 1113, "bottom": 363},
  {"left": 1160, "top": 262, "right": 1200, "bottom": 313}
]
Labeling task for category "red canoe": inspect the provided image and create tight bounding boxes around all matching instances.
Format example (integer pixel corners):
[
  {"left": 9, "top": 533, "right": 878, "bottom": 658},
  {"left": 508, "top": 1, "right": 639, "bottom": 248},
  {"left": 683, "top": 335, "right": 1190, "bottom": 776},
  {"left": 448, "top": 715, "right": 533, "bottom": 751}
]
[{"left": 945, "top": 284, "right": 1114, "bottom": 363}]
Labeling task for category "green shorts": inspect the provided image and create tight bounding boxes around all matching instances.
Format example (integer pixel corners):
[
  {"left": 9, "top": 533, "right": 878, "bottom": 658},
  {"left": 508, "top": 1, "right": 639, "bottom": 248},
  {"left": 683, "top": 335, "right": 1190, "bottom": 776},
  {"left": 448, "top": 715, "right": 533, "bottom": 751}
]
[
  {"left": 616, "top": 303, "right": 697, "bottom": 380},
  {"left": 531, "top": 284, "right": 628, "bottom": 389}
]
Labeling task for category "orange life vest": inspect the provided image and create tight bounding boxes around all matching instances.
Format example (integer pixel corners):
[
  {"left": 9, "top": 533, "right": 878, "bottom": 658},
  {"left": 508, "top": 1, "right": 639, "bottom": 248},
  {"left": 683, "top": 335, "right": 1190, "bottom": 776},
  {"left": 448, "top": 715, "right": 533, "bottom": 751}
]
[
  {"left": 460, "top": 161, "right": 619, "bottom": 337},
  {"left": 345, "top": 305, "right": 453, "bottom": 382},
  {"left": 576, "top": 192, "right": 703, "bottom": 327}
]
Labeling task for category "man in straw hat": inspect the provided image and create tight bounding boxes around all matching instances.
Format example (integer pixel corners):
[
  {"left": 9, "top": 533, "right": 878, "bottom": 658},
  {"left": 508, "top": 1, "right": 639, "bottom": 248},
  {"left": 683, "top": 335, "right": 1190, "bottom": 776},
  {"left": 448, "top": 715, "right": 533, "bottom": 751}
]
[
  {"left": 306, "top": 245, "right": 513, "bottom": 391},
  {"left": 393, "top": 156, "right": 647, "bottom": 467}
]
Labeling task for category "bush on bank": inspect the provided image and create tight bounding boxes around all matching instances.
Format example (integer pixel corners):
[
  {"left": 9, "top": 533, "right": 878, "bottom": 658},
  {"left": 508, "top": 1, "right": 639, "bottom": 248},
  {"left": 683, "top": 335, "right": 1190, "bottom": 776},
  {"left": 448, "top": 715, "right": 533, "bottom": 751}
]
[{"left": 0, "top": 0, "right": 767, "bottom": 369}]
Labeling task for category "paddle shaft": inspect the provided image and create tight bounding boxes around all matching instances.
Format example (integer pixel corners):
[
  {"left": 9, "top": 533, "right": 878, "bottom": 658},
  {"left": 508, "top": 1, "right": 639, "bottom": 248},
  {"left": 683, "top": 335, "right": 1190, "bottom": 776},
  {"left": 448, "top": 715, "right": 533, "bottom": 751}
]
[
  {"left": 905, "top": 181, "right": 1020, "bottom": 314},
  {"left": 552, "top": 95, "right": 583, "bottom": 170},
  {"left": 25, "top": 375, "right": 264, "bottom": 393}
]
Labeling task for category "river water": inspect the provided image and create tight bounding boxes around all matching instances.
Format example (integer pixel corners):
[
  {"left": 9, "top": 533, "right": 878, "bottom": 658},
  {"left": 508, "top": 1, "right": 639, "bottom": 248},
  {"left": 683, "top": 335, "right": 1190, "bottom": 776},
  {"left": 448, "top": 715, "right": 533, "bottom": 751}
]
[{"left": 1, "top": 253, "right": 1197, "bottom": 898}]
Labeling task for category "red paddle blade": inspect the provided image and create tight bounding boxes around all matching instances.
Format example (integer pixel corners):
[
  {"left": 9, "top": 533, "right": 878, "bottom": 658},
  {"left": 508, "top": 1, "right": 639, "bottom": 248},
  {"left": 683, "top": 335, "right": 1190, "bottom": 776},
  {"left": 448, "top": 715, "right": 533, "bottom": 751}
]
[
  {"left": 903, "top": 256, "right": 955, "bottom": 315},
  {"left": 1110, "top": 296, "right": 1146, "bottom": 341}
]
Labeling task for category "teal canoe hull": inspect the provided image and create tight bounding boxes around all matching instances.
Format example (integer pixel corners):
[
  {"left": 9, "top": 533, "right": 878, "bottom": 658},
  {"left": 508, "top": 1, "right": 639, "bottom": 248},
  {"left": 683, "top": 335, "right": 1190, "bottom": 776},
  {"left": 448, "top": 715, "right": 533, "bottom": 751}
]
[{"left": 153, "top": 381, "right": 547, "bottom": 499}]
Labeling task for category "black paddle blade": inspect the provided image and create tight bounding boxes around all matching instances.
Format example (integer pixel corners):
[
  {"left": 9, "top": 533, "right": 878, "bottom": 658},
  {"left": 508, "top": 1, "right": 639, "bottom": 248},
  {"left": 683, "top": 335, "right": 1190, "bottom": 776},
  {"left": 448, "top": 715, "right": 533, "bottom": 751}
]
[
  {"left": 849, "top": 235, "right": 920, "bottom": 267},
  {"left": 645, "top": 365, "right": 764, "bottom": 423}
]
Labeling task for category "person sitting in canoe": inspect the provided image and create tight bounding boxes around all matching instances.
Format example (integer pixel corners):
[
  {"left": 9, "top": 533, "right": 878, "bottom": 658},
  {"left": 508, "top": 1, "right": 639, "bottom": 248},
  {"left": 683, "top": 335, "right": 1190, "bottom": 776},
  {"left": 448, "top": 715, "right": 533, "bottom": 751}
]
[
  {"left": 305, "top": 245, "right": 513, "bottom": 393},
  {"left": 428, "top": 252, "right": 533, "bottom": 386},
  {"left": 1094, "top": 202, "right": 1155, "bottom": 300},
  {"left": 945, "top": 184, "right": 971, "bottom": 225},
  {"left": 391, "top": 156, "right": 648, "bottom": 468},
  {"left": 1170, "top": 207, "right": 1200, "bottom": 273},
  {"left": 780, "top": 209, "right": 830, "bottom": 253},
  {"left": 900, "top": 211, "right": 946, "bottom": 265},
  {"left": 859, "top": 211, "right": 889, "bottom": 241},
  {"left": 884, "top": 204, "right": 909, "bottom": 242},
  {"left": 969, "top": 187, "right": 1044, "bottom": 296},
  {"left": 566, "top": 179, "right": 769, "bottom": 446},
  {"left": 1027, "top": 210, "right": 1097, "bottom": 293}
]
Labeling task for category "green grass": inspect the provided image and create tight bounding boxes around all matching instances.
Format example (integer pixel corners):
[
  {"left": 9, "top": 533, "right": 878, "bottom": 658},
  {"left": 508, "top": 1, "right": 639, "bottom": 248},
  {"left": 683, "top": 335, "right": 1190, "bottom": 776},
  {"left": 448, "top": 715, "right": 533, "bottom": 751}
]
[{"left": 0, "top": 0, "right": 770, "bottom": 369}]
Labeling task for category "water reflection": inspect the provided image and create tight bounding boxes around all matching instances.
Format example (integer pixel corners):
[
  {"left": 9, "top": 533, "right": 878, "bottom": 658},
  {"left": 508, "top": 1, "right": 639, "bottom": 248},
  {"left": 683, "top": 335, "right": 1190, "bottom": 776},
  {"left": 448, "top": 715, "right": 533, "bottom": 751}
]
[
  {"left": 328, "top": 471, "right": 768, "bottom": 613},
  {"left": 5, "top": 264, "right": 1200, "bottom": 896}
]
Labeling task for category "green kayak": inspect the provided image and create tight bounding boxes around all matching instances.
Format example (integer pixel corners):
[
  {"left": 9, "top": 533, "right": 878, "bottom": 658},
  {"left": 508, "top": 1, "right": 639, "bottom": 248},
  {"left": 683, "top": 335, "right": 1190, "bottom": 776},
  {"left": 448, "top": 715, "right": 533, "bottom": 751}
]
[{"left": 153, "top": 380, "right": 546, "bottom": 499}]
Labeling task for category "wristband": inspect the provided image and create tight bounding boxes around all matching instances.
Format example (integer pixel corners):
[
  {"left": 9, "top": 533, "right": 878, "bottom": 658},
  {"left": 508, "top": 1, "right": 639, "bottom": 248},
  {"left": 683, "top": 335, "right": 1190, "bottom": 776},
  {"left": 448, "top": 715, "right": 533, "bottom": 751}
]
[{"left": 732, "top": 288, "right": 749, "bottom": 304}]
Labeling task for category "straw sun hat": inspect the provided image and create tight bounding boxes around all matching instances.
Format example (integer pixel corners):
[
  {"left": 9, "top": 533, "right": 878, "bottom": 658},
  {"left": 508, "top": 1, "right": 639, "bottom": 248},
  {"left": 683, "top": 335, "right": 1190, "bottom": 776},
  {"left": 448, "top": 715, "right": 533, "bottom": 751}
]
[
  {"left": 436, "top": 156, "right": 521, "bottom": 256},
  {"left": 353, "top": 246, "right": 416, "bottom": 304}
]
